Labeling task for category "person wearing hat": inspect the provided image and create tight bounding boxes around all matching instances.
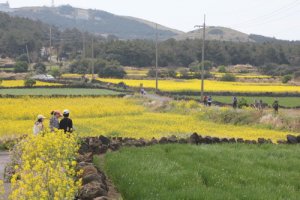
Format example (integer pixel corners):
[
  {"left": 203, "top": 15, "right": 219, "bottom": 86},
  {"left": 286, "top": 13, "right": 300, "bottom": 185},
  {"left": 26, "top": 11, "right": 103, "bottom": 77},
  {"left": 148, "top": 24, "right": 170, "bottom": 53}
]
[
  {"left": 50, "top": 110, "right": 62, "bottom": 132},
  {"left": 59, "top": 109, "right": 73, "bottom": 133},
  {"left": 33, "top": 114, "right": 46, "bottom": 135}
]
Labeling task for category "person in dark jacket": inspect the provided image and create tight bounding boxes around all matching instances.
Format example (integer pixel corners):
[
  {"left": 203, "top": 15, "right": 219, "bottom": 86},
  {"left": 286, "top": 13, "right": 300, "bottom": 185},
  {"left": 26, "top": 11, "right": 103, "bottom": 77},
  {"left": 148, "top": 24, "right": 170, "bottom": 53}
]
[
  {"left": 59, "top": 109, "right": 73, "bottom": 133},
  {"left": 272, "top": 98, "right": 279, "bottom": 114}
]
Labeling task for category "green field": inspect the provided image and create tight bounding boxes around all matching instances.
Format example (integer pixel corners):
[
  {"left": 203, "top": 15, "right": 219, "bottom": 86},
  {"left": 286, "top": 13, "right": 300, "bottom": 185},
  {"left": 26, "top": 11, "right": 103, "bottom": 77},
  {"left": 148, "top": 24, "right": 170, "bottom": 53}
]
[
  {"left": 0, "top": 88, "right": 122, "bottom": 96},
  {"left": 213, "top": 96, "right": 300, "bottom": 108},
  {"left": 102, "top": 144, "right": 300, "bottom": 200},
  {"left": 184, "top": 95, "right": 300, "bottom": 108}
]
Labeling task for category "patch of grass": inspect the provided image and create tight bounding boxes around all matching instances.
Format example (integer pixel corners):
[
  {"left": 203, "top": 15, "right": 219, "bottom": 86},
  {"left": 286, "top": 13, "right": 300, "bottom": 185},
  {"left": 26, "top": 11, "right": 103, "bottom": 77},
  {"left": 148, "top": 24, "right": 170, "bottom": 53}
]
[
  {"left": 0, "top": 88, "right": 121, "bottom": 96},
  {"left": 185, "top": 95, "right": 300, "bottom": 108},
  {"left": 213, "top": 96, "right": 300, "bottom": 108},
  {"left": 103, "top": 144, "right": 300, "bottom": 200}
]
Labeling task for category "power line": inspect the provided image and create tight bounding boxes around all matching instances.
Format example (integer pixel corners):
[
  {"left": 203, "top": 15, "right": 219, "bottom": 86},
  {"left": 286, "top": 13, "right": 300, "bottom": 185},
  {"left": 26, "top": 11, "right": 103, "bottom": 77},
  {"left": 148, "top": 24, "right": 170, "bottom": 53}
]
[{"left": 230, "top": 0, "right": 300, "bottom": 28}]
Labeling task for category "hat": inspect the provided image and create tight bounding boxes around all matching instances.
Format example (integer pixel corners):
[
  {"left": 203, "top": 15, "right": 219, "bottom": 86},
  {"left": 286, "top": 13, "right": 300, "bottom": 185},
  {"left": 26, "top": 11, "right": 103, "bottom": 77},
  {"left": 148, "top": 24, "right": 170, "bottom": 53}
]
[
  {"left": 37, "top": 114, "right": 46, "bottom": 120},
  {"left": 63, "top": 109, "right": 70, "bottom": 115}
]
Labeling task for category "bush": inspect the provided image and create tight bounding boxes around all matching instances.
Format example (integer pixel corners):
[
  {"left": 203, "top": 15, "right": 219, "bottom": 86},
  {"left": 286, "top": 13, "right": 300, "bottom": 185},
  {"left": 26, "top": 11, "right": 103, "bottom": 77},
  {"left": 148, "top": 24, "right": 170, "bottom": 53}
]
[
  {"left": 218, "top": 66, "right": 227, "bottom": 73},
  {"left": 16, "top": 54, "right": 29, "bottom": 63},
  {"left": 24, "top": 78, "right": 36, "bottom": 87},
  {"left": 49, "top": 67, "right": 62, "bottom": 78},
  {"left": 99, "top": 66, "right": 126, "bottom": 78},
  {"left": 220, "top": 73, "right": 236, "bottom": 82},
  {"left": 282, "top": 75, "right": 292, "bottom": 83},
  {"left": 238, "top": 98, "right": 248, "bottom": 108},
  {"left": 0, "top": 78, "right": 2, "bottom": 86},
  {"left": 33, "top": 63, "right": 46, "bottom": 74},
  {"left": 14, "top": 62, "right": 28, "bottom": 73}
]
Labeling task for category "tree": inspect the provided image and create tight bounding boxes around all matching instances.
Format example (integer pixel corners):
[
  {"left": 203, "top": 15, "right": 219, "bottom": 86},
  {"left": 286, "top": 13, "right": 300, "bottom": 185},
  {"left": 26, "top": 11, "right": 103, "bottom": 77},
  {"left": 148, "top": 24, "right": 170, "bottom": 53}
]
[
  {"left": 282, "top": 75, "right": 292, "bottom": 83},
  {"left": 50, "top": 67, "right": 62, "bottom": 79},
  {"left": 218, "top": 66, "right": 227, "bottom": 73},
  {"left": 98, "top": 66, "right": 126, "bottom": 78},
  {"left": 33, "top": 63, "right": 46, "bottom": 74},
  {"left": 14, "top": 62, "right": 29, "bottom": 73},
  {"left": 24, "top": 78, "right": 36, "bottom": 87},
  {"left": 220, "top": 74, "right": 236, "bottom": 82}
]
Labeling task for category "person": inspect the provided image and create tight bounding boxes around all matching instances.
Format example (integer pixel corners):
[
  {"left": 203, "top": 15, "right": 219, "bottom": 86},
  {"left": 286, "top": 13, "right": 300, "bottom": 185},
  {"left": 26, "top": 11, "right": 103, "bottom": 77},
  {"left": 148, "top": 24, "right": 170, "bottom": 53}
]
[
  {"left": 33, "top": 114, "right": 46, "bottom": 135},
  {"left": 59, "top": 109, "right": 73, "bottom": 133},
  {"left": 207, "top": 96, "right": 212, "bottom": 107},
  {"left": 272, "top": 98, "right": 279, "bottom": 114},
  {"left": 254, "top": 99, "right": 259, "bottom": 110},
  {"left": 259, "top": 99, "right": 264, "bottom": 110},
  {"left": 203, "top": 96, "right": 208, "bottom": 106},
  {"left": 140, "top": 88, "right": 146, "bottom": 95},
  {"left": 49, "top": 110, "right": 62, "bottom": 132},
  {"left": 232, "top": 96, "right": 238, "bottom": 109}
]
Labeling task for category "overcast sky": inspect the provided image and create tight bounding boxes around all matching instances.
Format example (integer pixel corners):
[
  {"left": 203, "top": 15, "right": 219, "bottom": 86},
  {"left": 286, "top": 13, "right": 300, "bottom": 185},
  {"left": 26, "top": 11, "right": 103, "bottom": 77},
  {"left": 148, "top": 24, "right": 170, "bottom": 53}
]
[{"left": 7, "top": 0, "right": 300, "bottom": 40}]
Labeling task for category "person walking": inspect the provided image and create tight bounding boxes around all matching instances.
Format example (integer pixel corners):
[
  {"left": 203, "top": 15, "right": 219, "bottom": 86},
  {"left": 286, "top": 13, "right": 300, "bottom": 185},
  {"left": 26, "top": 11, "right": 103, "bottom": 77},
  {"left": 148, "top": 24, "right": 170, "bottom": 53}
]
[
  {"left": 232, "top": 96, "right": 238, "bottom": 109},
  {"left": 203, "top": 96, "right": 208, "bottom": 106},
  {"left": 33, "top": 114, "right": 46, "bottom": 135},
  {"left": 49, "top": 110, "right": 62, "bottom": 132},
  {"left": 59, "top": 109, "right": 73, "bottom": 133},
  {"left": 207, "top": 96, "right": 212, "bottom": 107},
  {"left": 272, "top": 98, "right": 279, "bottom": 114}
]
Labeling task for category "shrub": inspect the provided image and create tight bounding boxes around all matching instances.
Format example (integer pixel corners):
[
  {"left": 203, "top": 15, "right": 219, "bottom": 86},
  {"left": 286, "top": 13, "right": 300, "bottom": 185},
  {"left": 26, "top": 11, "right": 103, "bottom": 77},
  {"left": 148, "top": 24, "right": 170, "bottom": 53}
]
[
  {"left": 49, "top": 66, "right": 62, "bottom": 78},
  {"left": 14, "top": 62, "right": 28, "bottom": 73},
  {"left": 218, "top": 66, "right": 227, "bottom": 73},
  {"left": 24, "top": 78, "right": 36, "bottom": 87},
  {"left": 220, "top": 73, "right": 236, "bottom": 82},
  {"left": 282, "top": 75, "right": 292, "bottom": 83},
  {"left": 238, "top": 98, "right": 248, "bottom": 108},
  {"left": 33, "top": 63, "right": 46, "bottom": 74},
  {"left": 0, "top": 78, "right": 2, "bottom": 86},
  {"left": 99, "top": 66, "right": 126, "bottom": 78}
]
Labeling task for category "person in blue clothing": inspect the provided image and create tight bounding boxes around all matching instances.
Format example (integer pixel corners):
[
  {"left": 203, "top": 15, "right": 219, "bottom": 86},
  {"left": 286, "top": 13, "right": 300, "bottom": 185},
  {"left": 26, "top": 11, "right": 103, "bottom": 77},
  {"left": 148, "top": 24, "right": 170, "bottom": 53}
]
[{"left": 207, "top": 96, "right": 212, "bottom": 107}]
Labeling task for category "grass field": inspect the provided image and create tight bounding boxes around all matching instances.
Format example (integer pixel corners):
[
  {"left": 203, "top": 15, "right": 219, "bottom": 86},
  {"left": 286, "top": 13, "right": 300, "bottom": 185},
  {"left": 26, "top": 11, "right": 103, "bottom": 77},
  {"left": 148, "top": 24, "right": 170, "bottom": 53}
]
[
  {"left": 213, "top": 96, "right": 300, "bottom": 108},
  {"left": 0, "top": 88, "right": 121, "bottom": 96},
  {"left": 185, "top": 96, "right": 300, "bottom": 108},
  {"left": 98, "top": 78, "right": 300, "bottom": 93},
  {"left": 0, "top": 97, "right": 294, "bottom": 141},
  {"left": 103, "top": 144, "right": 300, "bottom": 200}
]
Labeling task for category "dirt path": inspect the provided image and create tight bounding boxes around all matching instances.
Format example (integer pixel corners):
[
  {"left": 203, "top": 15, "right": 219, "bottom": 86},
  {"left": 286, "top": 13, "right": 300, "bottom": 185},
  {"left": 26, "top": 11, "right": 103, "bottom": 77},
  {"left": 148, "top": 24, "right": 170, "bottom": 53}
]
[
  {"left": 144, "top": 93, "right": 172, "bottom": 103},
  {"left": 0, "top": 151, "right": 10, "bottom": 199}
]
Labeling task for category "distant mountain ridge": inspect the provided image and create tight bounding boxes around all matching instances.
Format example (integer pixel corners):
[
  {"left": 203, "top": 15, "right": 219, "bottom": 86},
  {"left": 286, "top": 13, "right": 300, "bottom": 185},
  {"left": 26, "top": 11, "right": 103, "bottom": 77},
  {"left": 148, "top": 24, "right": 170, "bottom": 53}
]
[
  {"left": 1, "top": 4, "right": 299, "bottom": 43},
  {"left": 173, "top": 26, "right": 300, "bottom": 43},
  {"left": 8, "top": 5, "right": 183, "bottom": 40}
]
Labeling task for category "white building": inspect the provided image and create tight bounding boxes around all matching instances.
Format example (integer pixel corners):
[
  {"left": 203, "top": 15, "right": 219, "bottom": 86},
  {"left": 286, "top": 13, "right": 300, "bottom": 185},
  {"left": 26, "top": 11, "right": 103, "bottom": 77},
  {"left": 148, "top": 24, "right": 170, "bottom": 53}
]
[{"left": 0, "top": 1, "right": 12, "bottom": 12}]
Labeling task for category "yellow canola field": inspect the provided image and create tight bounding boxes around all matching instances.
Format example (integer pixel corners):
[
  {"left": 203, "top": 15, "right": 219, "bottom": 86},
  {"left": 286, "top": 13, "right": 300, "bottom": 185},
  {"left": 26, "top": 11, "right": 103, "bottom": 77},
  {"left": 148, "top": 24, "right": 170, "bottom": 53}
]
[
  {"left": 98, "top": 78, "right": 300, "bottom": 93},
  {"left": 211, "top": 72, "right": 273, "bottom": 79},
  {"left": 0, "top": 97, "right": 292, "bottom": 142},
  {"left": 1, "top": 80, "right": 62, "bottom": 87}
]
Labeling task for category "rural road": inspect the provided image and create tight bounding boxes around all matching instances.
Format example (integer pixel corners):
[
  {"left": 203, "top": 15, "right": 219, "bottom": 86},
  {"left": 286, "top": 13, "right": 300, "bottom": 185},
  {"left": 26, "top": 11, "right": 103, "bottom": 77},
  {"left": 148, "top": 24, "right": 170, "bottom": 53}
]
[{"left": 0, "top": 151, "right": 10, "bottom": 199}]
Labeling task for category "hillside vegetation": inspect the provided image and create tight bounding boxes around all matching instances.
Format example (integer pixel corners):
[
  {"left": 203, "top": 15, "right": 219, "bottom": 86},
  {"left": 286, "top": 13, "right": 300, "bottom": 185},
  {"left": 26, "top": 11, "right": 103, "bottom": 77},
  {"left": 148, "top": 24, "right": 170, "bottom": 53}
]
[{"left": 10, "top": 5, "right": 181, "bottom": 40}]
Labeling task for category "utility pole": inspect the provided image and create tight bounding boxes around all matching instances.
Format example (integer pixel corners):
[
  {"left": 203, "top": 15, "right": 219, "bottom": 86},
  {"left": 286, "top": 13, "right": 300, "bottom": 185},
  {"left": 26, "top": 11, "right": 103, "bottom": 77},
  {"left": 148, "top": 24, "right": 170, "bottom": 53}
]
[
  {"left": 155, "top": 23, "right": 158, "bottom": 93},
  {"left": 25, "top": 44, "right": 30, "bottom": 64},
  {"left": 91, "top": 37, "right": 95, "bottom": 80},
  {"left": 195, "top": 14, "right": 206, "bottom": 101},
  {"left": 49, "top": 27, "right": 52, "bottom": 63},
  {"left": 82, "top": 32, "right": 86, "bottom": 59}
]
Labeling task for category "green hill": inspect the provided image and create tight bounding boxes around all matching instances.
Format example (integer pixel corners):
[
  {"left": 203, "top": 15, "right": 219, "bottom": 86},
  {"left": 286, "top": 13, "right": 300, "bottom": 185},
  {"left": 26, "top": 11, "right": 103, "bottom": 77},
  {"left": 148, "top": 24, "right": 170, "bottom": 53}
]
[{"left": 10, "top": 5, "right": 183, "bottom": 40}]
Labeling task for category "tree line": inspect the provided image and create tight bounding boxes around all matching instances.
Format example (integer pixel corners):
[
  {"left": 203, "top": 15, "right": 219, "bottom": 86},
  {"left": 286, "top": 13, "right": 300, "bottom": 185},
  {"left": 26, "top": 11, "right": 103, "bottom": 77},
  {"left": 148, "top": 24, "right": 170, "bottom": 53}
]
[{"left": 1, "top": 12, "right": 300, "bottom": 76}]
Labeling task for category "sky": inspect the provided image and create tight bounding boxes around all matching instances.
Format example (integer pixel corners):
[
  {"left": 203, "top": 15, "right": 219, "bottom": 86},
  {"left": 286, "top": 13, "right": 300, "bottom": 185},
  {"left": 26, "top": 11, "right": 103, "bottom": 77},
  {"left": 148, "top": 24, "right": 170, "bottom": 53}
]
[{"left": 6, "top": 0, "right": 300, "bottom": 40}]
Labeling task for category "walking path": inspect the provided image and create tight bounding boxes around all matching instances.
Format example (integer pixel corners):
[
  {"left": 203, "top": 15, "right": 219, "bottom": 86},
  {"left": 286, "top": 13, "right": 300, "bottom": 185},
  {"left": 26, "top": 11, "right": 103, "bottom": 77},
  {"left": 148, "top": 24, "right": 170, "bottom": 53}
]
[{"left": 0, "top": 151, "right": 10, "bottom": 199}]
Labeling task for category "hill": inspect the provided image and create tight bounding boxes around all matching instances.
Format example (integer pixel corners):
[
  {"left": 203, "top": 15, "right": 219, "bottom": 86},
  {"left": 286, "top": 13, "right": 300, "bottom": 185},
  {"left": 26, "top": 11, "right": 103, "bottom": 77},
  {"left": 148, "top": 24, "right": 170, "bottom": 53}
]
[
  {"left": 174, "top": 26, "right": 256, "bottom": 42},
  {"left": 173, "top": 26, "right": 300, "bottom": 43},
  {"left": 9, "top": 5, "right": 183, "bottom": 40}
]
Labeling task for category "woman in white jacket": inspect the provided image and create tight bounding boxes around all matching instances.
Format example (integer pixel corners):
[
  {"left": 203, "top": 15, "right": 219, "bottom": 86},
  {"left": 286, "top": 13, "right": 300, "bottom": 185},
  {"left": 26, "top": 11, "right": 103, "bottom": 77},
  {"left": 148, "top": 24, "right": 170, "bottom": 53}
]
[{"left": 33, "top": 114, "right": 46, "bottom": 135}]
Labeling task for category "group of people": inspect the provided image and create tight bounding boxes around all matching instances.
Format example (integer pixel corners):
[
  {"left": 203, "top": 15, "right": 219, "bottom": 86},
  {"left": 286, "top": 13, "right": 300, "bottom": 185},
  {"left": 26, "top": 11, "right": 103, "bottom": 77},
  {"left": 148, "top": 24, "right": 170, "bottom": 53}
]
[
  {"left": 203, "top": 95, "right": 280, "bottom": 113},
  {"left": 203, "top": 96, "right": 213, "bottom": 107},
  {"left": 33, "top": 109, "right": 73, "bottom": 135}
]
